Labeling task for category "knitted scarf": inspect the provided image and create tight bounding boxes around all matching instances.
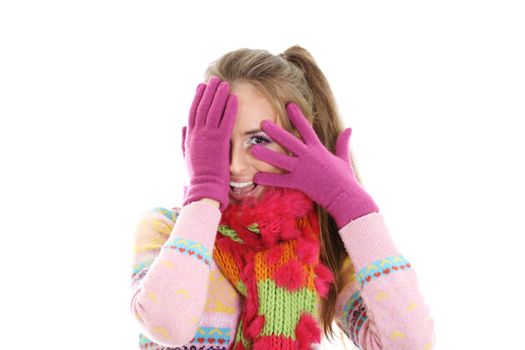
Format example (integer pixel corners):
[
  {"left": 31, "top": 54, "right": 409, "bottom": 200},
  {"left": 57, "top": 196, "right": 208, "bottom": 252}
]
[{"left": 212, "top": 187, "right": 335, "bottom": 350}]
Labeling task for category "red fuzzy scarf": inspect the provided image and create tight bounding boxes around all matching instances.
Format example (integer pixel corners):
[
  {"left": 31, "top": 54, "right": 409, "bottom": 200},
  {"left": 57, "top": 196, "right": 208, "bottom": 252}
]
[{"left": 212, "top": 187, "right": 335, "bottom": 350}]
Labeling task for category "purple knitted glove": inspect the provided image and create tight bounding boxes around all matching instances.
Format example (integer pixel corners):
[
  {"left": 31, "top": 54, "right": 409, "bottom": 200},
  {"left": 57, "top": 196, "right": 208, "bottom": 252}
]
[
  {"left": 181, "top": 76, "right": 238, "bottom": 212},
  {"left": 251, "top": 102, "right": 379, "bottom": 228}
]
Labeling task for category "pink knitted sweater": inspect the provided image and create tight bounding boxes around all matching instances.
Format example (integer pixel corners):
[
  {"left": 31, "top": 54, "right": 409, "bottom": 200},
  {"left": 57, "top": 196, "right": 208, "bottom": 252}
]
[{"left": 129, "top": 201, "right": 435, "bottom": 349}]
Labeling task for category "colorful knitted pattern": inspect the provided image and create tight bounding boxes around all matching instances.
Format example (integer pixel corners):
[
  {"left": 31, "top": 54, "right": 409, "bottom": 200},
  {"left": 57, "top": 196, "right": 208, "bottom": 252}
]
[{"left": 212, "top": 187, "right": 335, "bottom": 350}]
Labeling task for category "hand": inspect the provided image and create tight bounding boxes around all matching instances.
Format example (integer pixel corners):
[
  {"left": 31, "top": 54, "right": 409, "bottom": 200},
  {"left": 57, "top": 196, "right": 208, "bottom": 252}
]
[
  {"left": 180, "top": 76, "right": 238, "bottom": 212},
  {"left": 250, "top": 102, "right": 378, "bottom": 228}
]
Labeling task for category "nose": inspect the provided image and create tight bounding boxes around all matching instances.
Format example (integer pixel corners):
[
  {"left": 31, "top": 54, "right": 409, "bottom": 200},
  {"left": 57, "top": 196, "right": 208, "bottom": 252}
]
[{"left": 229, "top": 142, "right": 250, "bottom": 175}]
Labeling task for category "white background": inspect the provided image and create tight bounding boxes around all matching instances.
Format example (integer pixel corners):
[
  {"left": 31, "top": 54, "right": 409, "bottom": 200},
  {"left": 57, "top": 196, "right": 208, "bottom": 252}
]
[{"left": 1, "top": 1, "right": 524, "bottom": 349}]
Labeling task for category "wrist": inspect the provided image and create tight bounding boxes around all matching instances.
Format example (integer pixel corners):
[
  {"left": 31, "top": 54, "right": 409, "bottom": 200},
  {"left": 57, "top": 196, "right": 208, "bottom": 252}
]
[
  {"left": 198, "top": 198, "right": 220, "bottom": 208},
  {"left": 326, "top": 187, "right": 379, "bottom": 229},
  {"left": 183, "top": 182, "right": 228, "bottom": 211}
]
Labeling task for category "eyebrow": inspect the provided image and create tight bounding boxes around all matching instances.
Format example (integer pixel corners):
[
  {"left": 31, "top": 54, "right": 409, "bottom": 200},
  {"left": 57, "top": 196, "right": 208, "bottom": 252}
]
[{"left": 243, "top": 129, "right": 263, "bottom": 136}]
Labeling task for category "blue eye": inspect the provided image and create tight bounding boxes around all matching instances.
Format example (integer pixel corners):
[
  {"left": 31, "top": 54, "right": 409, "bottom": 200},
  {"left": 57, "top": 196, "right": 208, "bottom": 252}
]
[{"left": 249, "top": 135, "right": 271, "bottom": 145}]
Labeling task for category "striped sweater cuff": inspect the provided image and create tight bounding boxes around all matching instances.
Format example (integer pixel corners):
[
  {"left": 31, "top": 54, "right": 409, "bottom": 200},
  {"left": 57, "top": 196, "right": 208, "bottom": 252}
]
[
  {"left": 338, "top": 212, "right": 401, "bottom": 272},
  {"left": 164, "top": 201, "right": 222, "bottom": 253}
]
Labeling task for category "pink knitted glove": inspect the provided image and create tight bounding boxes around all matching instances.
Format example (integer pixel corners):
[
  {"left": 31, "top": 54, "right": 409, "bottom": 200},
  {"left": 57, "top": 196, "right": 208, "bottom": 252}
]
[
  {"left": 181, "top": 76, "right": 238, "bottom": 212},
  {"left": 251, "top": 102, "right": 379, "bottom": 228}
]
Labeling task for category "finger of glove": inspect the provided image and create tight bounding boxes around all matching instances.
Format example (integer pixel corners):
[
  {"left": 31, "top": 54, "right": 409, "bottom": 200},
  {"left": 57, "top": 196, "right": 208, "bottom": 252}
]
[
  {"left": 251, "top": 145, "right": 296, "bottom": 172},
  {"left": 181, "top": 126, "right": 187, "bottom": 157},
  {"left": 261, "top": 119, "right": 307, "bottom": 157},
  {"left": 335, "top": 127, "right": 352, "bottom": 162},
  {"left": 286, "top": 102, "right": 320, "bottom": 146},
  {"left": 254, "top": 171, "right": 294, "bottom": 189},
  {"left": 206, "top": 81, "right": 230, "bottom": 128},
  {"left": 220, "top": 94, "right": 238, "bottom": 134},
  {"left": 188, "top": 83, "right": 206, "bottom": 132},
  {"left": 196, "top": 76, "right": 222, "bottom": 127}
]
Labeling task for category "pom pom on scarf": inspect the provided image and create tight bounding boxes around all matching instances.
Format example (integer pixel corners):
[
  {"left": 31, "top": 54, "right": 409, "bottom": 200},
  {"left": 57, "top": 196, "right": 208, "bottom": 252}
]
[
  {"left": 296, "top": 313, "right": 321, "bottom": 350},
  {"left": 295, "top": 237, "right": 319, "bottom": 265},
  {"left": 234, "top": 342, "right": 247, "bottom": 350},
  {"left": 314, "top": 263, "right": 335, "bottom": 298},
  {"left": 274, "top": 258, "right": 305, "bottom": 291},
  {"left": 246, "top": 315, "right": 265, "bottom": 338},
  {"left": 253, "top": 336, "right": 273, "bottom": 350},
  {"left": 264, "top": 244, "right": 283, "bottom": 265},
  {"left": 314, "top": 262, "right": 335, "bottom": 282}
]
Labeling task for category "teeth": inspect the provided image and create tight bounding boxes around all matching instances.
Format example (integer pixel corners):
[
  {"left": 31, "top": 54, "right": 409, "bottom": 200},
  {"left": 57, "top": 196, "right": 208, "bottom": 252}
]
[{"left": 230, "top": 181, "right": 253, "bottom": 188}]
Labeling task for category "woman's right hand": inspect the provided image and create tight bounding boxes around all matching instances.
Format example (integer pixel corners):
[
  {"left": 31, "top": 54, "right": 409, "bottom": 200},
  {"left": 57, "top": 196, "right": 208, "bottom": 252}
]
[{"left": 181, "top": 76, "right": 238, "bottom": 212}]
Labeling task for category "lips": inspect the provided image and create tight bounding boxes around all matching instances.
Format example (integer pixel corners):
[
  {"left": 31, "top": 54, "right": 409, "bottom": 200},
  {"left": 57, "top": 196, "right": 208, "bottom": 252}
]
[
  {"left": 229, "top": 183, "right": 261, "bottom": 200},
  {"left": 232, "top": 183, "right": 256, "bottom": 193}
]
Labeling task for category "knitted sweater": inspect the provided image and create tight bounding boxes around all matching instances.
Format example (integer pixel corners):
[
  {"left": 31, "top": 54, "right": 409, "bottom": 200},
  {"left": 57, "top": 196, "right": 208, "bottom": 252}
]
[{"left": 130, "top": 201, "right": 436, "bottom": 350}]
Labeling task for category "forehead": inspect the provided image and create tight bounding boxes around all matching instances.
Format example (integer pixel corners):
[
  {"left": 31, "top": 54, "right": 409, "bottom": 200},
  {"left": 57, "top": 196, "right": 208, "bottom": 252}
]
[{"left": 230, "top": 82, "right": 279, "bottom": 134}]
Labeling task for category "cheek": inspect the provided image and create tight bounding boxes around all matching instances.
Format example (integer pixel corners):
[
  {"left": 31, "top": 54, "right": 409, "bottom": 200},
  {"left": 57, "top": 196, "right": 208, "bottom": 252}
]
[
  {"left": 255, "top": 161, "right": 283, "bottom": 174},
  {"left": 252, "top": 144, "right": 288, "bottom": 174}
]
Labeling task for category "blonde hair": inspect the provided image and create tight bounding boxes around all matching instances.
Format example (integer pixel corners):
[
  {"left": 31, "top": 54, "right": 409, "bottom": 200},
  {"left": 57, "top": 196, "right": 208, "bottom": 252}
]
[{"left": 204, "top": 45, "right": 363, "bottom": 343}]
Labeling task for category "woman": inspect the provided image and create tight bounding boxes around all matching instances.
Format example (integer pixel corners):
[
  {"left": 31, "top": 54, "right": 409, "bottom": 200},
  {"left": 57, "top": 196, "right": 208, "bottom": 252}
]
[{"left": 130, "top": 46, "right": 435, "bottom": 350}]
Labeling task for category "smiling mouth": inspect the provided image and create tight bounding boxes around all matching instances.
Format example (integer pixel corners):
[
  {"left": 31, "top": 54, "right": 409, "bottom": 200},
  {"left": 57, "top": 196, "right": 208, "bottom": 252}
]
[{"left": 230, "top": 183, "right": 259, "bottom": 197}]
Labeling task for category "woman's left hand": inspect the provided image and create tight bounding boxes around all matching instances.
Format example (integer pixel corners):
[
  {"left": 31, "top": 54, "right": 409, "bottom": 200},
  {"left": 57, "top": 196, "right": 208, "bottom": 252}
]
[{"left": 251, "top": 102, "right": 379, "bottom": 228}]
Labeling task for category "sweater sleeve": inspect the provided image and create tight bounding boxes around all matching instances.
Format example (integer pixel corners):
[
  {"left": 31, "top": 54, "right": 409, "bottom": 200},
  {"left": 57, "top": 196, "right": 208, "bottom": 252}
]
[
  {"left": 129, "top": 201, "right": 222, "bottom": 347},
  {"left": 334, "top": 212, "right": 436, "bottom": 350}
]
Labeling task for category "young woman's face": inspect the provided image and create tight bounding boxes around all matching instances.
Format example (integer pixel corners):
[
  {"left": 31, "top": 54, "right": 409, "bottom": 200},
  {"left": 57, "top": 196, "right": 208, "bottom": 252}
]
[{"left": 228, "top": 82, "right": 289, "bottom": 204}]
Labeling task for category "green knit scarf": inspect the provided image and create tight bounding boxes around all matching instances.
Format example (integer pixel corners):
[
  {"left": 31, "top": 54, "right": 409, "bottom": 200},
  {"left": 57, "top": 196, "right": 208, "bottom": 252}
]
[{"left": 212, "top": 187, "right": 335, "bottom": 350}]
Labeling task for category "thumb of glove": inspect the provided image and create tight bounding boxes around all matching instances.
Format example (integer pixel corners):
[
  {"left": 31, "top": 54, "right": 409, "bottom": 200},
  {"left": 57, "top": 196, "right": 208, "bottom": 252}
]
[
  {"left": 335, "top": 127, "right": 352, "bottom": 164},
  {"left": 181, "top": 126, "right": 187, "bottom": 158}
]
